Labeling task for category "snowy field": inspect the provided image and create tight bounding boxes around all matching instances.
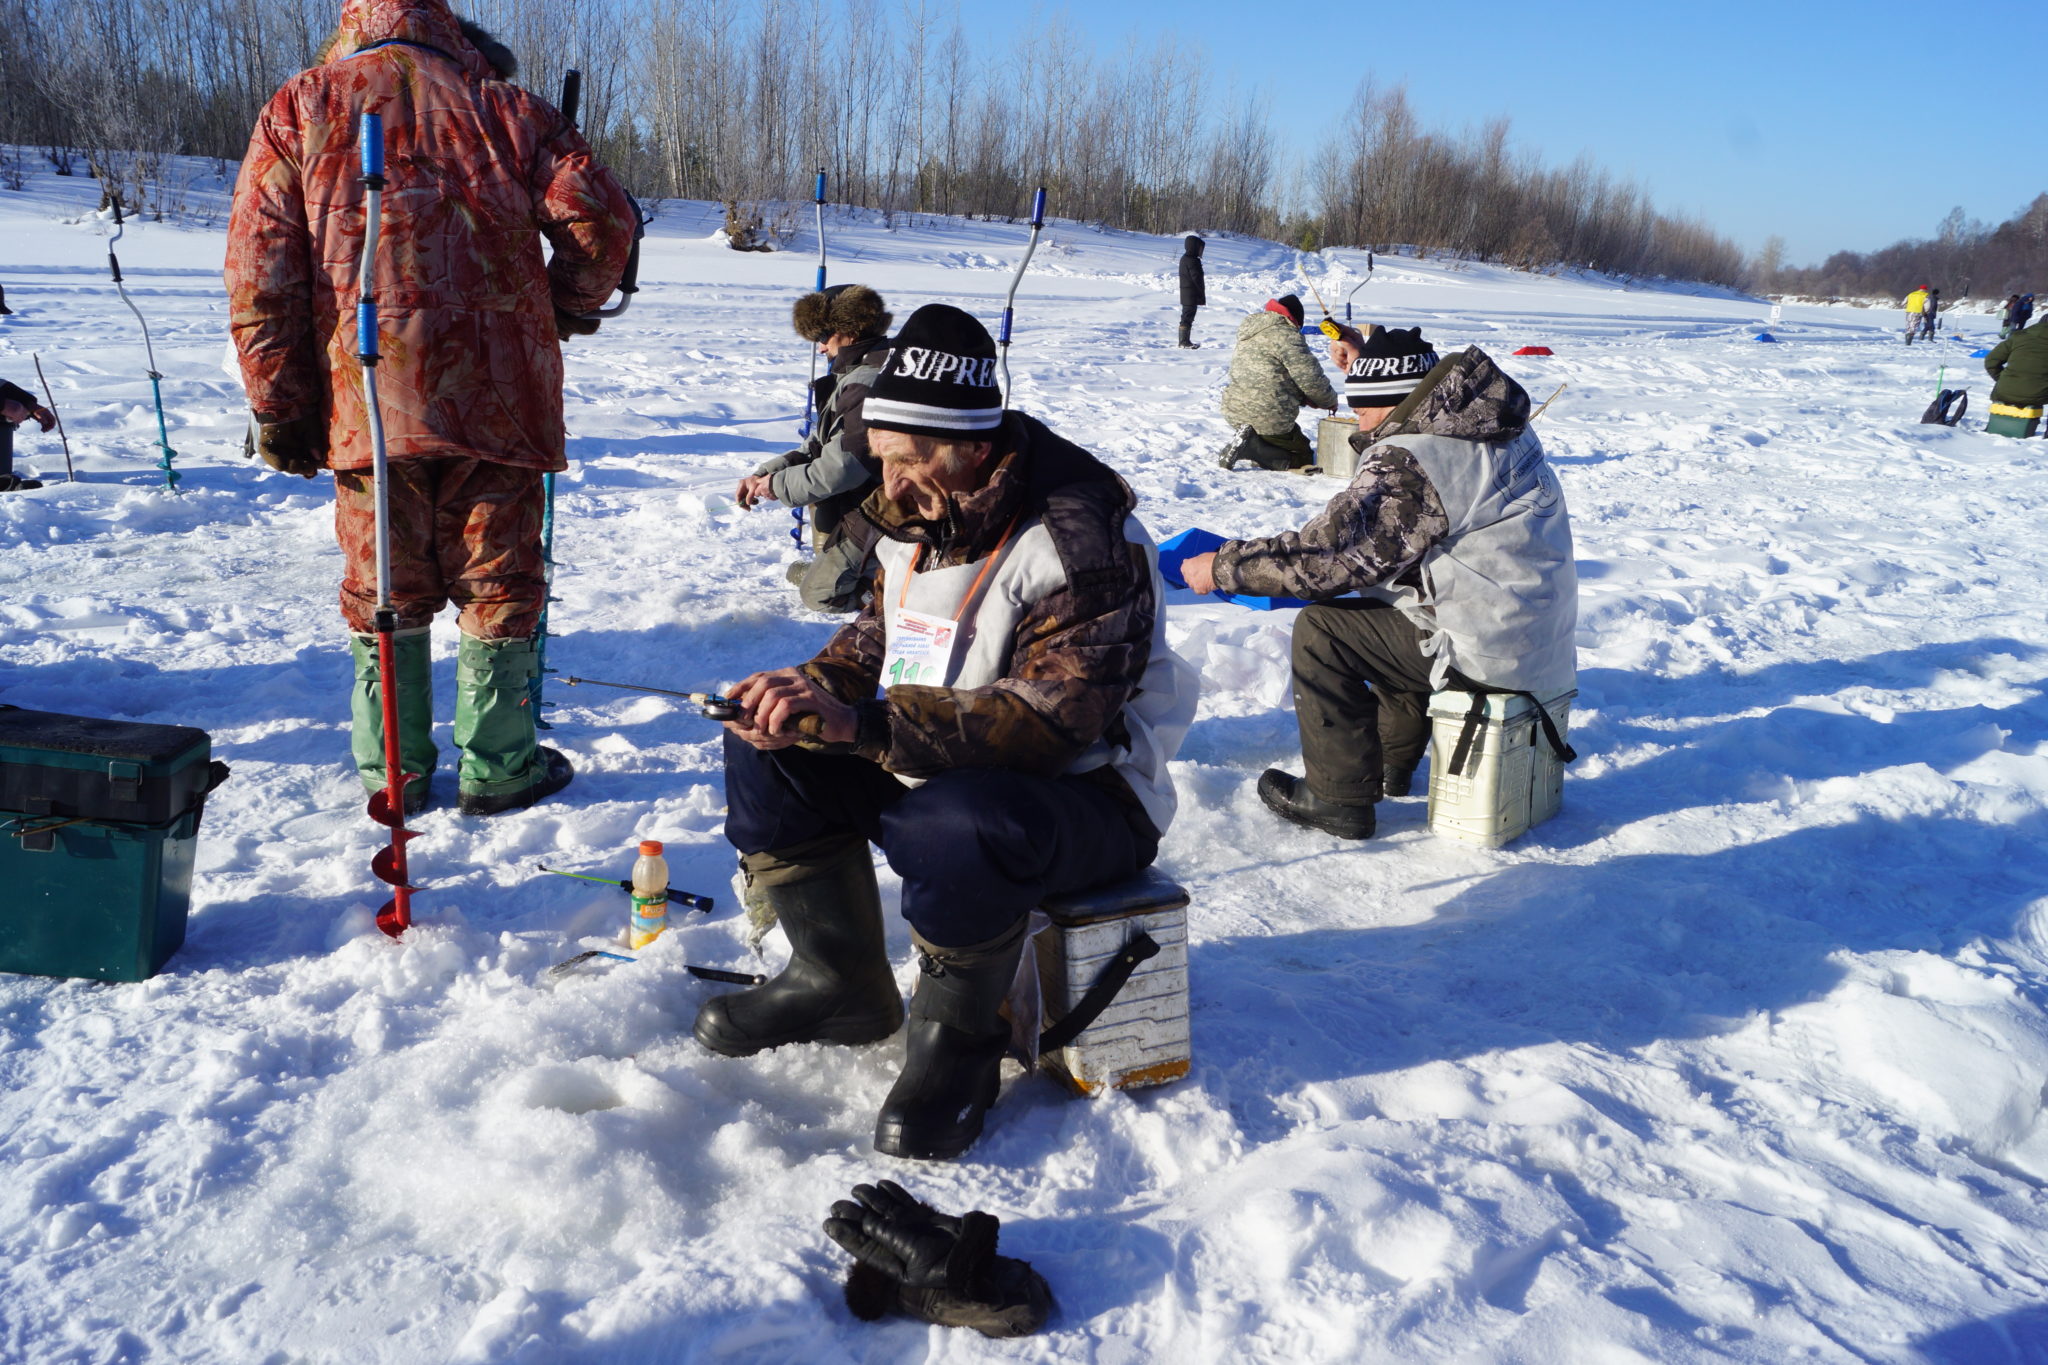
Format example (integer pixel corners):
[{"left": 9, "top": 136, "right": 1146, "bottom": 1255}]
[{"left": 4, "top": 159, "right": 2048, "bottom": 1364}]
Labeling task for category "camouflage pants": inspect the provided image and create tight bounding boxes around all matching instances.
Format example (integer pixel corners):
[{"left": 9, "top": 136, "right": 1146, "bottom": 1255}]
[{"left": 333, "top": 457, "right": 546, "bottom": 638}]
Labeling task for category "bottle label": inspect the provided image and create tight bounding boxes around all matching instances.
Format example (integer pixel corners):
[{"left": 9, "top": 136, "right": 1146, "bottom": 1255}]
[{"left": 629, "top": 891, "right": 668, "bottom": 949}]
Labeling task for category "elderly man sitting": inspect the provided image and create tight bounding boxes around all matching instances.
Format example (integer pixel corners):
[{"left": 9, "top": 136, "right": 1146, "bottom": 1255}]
[
  {"left": 1184, "top": 324, "right": 1577, "bottom": 839},
  {"left": 697, "top": 303, "right": 1194, "bottom": 1162}
]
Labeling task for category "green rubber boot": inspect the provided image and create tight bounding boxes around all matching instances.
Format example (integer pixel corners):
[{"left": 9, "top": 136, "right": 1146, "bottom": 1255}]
[
  {"left": 454, "top": 633, "right": 572, "bottom": 816},
  {"left": 350, "top": 629, "right": 437, "bottom": 815}
]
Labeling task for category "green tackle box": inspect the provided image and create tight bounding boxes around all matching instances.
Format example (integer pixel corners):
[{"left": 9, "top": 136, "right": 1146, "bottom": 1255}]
[{"left": 0, "top": 706, "right": 229, "bottom": 983}]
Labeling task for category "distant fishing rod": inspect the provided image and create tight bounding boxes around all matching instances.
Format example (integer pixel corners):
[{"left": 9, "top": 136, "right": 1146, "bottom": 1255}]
[
  {"left": 105, "top": 202, "right": 180, "bottom": 490},
  {"left": 1345, "top": 252, "right": 1375, "bottom": 322}
]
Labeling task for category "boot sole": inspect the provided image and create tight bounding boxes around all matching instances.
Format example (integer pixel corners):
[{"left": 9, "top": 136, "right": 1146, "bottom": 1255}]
[
  {"left": 693, "top": 1004, "right": 903, "bottom": 1058},
  {"left": 873, "top": 1115, "right": 985, "bottom": 1162}
]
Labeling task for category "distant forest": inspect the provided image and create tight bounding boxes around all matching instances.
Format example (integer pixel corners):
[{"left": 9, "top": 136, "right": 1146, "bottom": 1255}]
[
  {"left": 1759, "top": 197, "right": 2048, "bottom": 303},
  {"left": 0, "top": 0, "right": 1748, "bottom": 288}
]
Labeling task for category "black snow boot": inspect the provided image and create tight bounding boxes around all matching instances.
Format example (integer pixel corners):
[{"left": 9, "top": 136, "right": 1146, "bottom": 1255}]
[
  {"left": 1176, "top": 322, "right": 1199, "bottom": 349},
  {"left": 1257, "top": 768, "right": 1376, "bottom": 839},
  {"left": 874, "top": 919, "right": 1028, "bottom": 1161},
  {"left": 0, "top": 475, "right": 44, "bottom": 492},
  {"left": 695, "top": 835, "right": 904, "bottom": 1056}
]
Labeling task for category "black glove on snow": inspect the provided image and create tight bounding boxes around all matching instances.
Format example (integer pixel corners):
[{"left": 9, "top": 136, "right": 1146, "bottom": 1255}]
[
  {"left": 823, "top": 1180, "right": 1052, "bottom": 1338},
  {"left": 555, "top": 307, "right": 601, "bottom": 340},
  {"left": 257, "top": 416, "right": 325, "bottom": 478}
]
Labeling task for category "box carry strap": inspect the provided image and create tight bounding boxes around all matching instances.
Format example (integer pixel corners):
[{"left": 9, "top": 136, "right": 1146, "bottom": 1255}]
[
  {"left": 1445, "top": 690, "right": 1577, "bottom": 777},
  {"left": 1039, "top": 931, "right": 1160, "bottom": 1053}
]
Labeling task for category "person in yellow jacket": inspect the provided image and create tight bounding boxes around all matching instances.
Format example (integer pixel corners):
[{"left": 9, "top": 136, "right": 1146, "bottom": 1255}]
[{"left": 1904, "top": 285, "right": 1930, "bottom": 345}]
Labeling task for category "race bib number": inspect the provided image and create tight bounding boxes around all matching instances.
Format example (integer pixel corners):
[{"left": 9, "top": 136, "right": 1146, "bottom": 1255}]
[{"left": 883, "top": 607, "right": 960, "bottom": 688}]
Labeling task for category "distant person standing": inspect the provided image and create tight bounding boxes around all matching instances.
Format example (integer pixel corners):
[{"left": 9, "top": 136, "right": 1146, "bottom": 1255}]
[
  {"left": 1903, "top": 284, "right": 1930, "bottom": 344},
  {"left": 1920, "top": 288, "right": 1942, "bottom": 342},
  {"left": 1177, "top": 236, "right": 1206, "bottom": 349},
  {"left": 2015, "top": 293, "right": 2036, "bottom": 334},
  {"left": 0, "top": 378, "right": 55, "bottom": 493},
  {"left": 2002, "top": 295, "right": 2023, "bottom": 338}
]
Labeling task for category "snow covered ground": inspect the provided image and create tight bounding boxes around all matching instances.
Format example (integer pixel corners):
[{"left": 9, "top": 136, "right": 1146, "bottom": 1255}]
[{"left": 4, "top": 159, "right": 2048, "bottom": 1364}]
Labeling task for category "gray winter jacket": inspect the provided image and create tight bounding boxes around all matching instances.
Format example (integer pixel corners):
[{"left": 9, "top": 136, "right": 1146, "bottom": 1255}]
[
  {"left": 753, "top": 333, "right": 890, "bottom": 534},
  {"left": 1219, "top": 308, "right": 1340, "bottom": 434}
]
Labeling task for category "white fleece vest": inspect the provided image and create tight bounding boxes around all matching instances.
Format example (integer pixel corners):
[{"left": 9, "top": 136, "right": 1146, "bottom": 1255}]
[
  {"left": 875, "top": 515, "right": 1196, "bottom": 835},
  {"left": 1371, "top": 428, "right": 1578, "bottom": 697}
]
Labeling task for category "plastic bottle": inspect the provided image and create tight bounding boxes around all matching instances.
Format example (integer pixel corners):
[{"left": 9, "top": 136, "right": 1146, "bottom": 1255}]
[{"left": 628, "top": 840, "right": 669, "bottom": 949}]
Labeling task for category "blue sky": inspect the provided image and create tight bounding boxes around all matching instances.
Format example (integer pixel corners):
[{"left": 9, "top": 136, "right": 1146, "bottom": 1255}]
[{"left": 956, "top": 0, "right": 2047, "bottom": 264}]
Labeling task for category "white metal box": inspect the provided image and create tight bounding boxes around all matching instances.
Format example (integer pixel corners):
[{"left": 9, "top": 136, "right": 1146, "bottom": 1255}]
[
  {"left": 1425, "top": 689, "right": 1575, "bottom": 848},
  {"left": 1317, "top": 417, "right": 1361, "bottom": 479},
  {"left": 1033, "top": 870, "right": 1191, "bottom": 1095}
]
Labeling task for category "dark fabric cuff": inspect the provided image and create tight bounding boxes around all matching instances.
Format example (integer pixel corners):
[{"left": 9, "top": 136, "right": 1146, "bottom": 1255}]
[{"left": 852, "top": 700, "right": 892, "bottom": 763}]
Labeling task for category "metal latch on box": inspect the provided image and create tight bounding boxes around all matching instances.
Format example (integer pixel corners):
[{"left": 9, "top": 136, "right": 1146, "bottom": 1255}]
[{"left": 108, "top": 760, "right": 144, "bottom": 804}]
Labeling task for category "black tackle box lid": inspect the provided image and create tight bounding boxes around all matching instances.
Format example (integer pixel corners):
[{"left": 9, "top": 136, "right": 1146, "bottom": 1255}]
[{"left": 0, "top": 706, "right": 215, "bottom": 825}]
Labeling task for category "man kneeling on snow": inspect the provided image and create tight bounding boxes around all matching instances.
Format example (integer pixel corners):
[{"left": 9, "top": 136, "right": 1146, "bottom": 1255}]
[
  {"left": 1183, "top": 328, "right": 1577, "bottom": 839},
  {"left": 697, "top": 303, "right": 1194, "bottom": 1161}
]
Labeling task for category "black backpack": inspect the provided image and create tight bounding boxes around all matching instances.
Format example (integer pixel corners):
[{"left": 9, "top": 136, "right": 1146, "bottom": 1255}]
[{"left": 1919, "top": 388, "right": 1968, "bottom": 426}]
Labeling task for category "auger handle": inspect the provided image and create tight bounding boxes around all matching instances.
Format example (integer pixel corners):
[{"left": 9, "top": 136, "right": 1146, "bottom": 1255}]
[{"left": 561, "top": 69, "right": 583, "bottom": 127}]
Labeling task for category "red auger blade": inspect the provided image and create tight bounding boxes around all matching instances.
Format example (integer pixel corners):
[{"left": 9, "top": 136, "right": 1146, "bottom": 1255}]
[
  {"left": 365, "top": 772, "right": 420, "bottom": 938},
  {"left": 376, "top": 891, "right": 412, "bottom": 939}
]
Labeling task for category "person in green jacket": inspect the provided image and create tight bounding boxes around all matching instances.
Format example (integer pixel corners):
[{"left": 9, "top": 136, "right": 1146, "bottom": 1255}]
[
  {"left": 1984, "top": 321, "right": 2048, "bottom": 434},
  {"left": 1217, "top": 295, "right": 1340, "bottom": 470}
]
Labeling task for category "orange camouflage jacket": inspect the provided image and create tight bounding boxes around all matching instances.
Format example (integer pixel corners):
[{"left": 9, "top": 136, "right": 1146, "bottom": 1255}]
[{"left": 223, "top": 0, "right": 635, "bottom": 472}]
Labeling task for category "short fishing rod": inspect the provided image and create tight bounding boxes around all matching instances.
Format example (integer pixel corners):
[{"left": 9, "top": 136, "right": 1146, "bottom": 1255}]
[
  {"left": 563, "top": 675, "right": 744, "bottom": 721},
  {"left": 794, "top": 168, "right": 828, "bottom": 552},
  {"left": 32, "top": 355, "right": 76, "bottom": 482},
  {"left": 1345, "top": 251, "right": 1375, "bottom": 323},
  {"left": 536, "top": 862, "right": 714, "bottom": 912},
  {"left": 105, "top": 202, "right": 180, "bottom": 490},
  {"left": 997, "top": 187, "right": 1048, "bottom": 410}
]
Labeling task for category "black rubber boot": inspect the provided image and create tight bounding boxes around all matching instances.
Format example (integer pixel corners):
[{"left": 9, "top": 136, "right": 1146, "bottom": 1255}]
[
  {"left": 1257, "top": 768, "right": 1376, "bottom": 839},
  {"left": 874, "top": 919, "right": 1028, "bottom": 1161},
  {"left": 695, "top": 836, "right": 904, "bottom": 1056}
]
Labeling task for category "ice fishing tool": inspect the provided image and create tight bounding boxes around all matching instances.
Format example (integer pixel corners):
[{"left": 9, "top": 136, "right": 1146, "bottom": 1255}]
[
  {"left": 545, "top": 949, "right": 767, "bottom": 985},
  {"left": 535, "top": 862, "right": 715, "bottom": 913},
  {"left": 1344, "top": 251, "right": 1375, "bottom": 322},
  {"left": 32, "top": 355, "right": 75, "bottom": 483},
  {"left": 356, "top": 111, "right": 418, "bottom": 939},
  {"left": 792, "top": 168, "right": 830, "bottom": 552},
  {"left": 559, "top": 70, "right": 646, "bottom": 323},
  {"left": 996, "top": 187, "right": 1048, "bottom": 410},
  {"left": 1530, "top": 383, "right": 1568, "bottom": 422},
  {"left": 104, "top": 202, "right": 180, "bottom": 490},
  {"left": 562, "top": 675, "right": 745, "bottom": 722}
]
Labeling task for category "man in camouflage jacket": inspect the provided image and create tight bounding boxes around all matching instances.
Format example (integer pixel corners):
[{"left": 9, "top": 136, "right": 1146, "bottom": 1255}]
[
  {"left": 736, "top": 284, "right": 892, "bottom": 612},
  {"left": 1217, "top": 295, "right": 1340, "bottom": 470},
  {"left": 1184, "top": 343, "right": 1577, "bottom": 839},
  {"left": 695, "top": 303, "right": 1194, "bottom": 1163},
  {"left": 224, "top": 0, "right": 636, "bottom": 816}
]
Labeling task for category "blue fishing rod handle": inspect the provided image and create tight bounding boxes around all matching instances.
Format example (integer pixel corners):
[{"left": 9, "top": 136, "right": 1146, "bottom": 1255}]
[
  {"left": 999, "top": 309, "right": 1016, "bottom": 346},
  {"left": 814, "top": 170, "right": 827, "bottom": 203},
  {"left": 357, "top": 302, "right": 380, "bottom": 361},
  {"left": 360, "top": 112, "right": 384, "bottom": 176},
  {"left": 1030, "top": 187, "right": 1046, "bottom": 227},
  {"left": 814, "top": 267, "right": 827, "bottom": 290}
]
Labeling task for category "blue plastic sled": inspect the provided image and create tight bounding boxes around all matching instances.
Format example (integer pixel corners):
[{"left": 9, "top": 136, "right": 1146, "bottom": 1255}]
[
  {"left": 1970, "top": 348, "right": 1990, "bottom": 358},
  {"left": 1157, "top": 528, "right": 1310, "bottom": 611}
]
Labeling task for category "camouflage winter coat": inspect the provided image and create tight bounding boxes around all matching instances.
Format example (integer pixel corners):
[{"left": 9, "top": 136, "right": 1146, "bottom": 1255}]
[
  {"left": 1214, "top": 348, "right": 1542, "bottom": 601},
  {"left": 224, "top": 0, "right": 636, "bottom": 472},
  {"left": 1219, "top": 307, "right": 1341, "bottom": 433},
  {"left": 799, "top": 412, "right": 1158, "bottom": 783}
]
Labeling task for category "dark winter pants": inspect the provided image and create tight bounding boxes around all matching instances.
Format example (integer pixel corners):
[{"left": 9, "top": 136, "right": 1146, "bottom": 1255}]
[
  {"left": 1224, "top": 425, "right": 1314, "bottom": 471},
  {"left": 723, "top": 735, "right": 1158, "bottom": 947},
  {"left": 333, "top": 457, "right": 547, "bottom": 638},
  {"left": 1290, "top": 600, "right": 1439, "bottom": 804},
  {"left": 0, "top": 421, "right": 14, "bottom": 480}
]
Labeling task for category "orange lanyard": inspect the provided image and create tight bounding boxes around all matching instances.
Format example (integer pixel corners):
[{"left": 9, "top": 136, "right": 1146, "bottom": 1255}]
[{"left": 897, "top": 515, "right": 1022, "bottom": 620}]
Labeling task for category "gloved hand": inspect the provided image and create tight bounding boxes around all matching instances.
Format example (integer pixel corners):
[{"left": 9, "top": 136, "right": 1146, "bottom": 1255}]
[
  {"left": 257, "top": 416, "right": 325, "bottom": 478},
  {"left": 31, "top": 405, "right": 56, "bottom": 433},
  {"left": 555, "top": 307, "right": 601, "bottom": 340}
]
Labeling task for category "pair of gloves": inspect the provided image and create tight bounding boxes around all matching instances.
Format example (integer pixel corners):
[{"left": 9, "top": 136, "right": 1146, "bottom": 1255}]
[{"left": 825, "top": 1180, "right": 1052, "bottom": 1338}]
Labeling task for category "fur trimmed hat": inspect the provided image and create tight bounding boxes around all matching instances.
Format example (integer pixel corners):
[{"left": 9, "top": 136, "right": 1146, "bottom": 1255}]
[
  {"left": 1345, "top": 325, "right": 1439, "bottom": 408},
  {"left": 863, "top": 304, "right": 1003, "bottom": 440},
  {"left": 793, "top": 283, "right": 892, "bottom": 343}
]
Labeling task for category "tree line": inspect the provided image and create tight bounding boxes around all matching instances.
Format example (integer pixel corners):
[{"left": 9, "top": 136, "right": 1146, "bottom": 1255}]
[
  {"left": 0, "top": 0, "right": 1747, "bottom": 289},
  {"left": 1757, "top": 196, "right": 2048, "bottom": 303}
]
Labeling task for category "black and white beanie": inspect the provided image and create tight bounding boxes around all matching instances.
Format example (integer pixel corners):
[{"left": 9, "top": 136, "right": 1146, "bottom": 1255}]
[
  {"left": 1345, "top": 325, "right": 1439, "bottom": 408},
  {"left": 863, "top": 303, "right": 1004, "bottom": 440}
]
